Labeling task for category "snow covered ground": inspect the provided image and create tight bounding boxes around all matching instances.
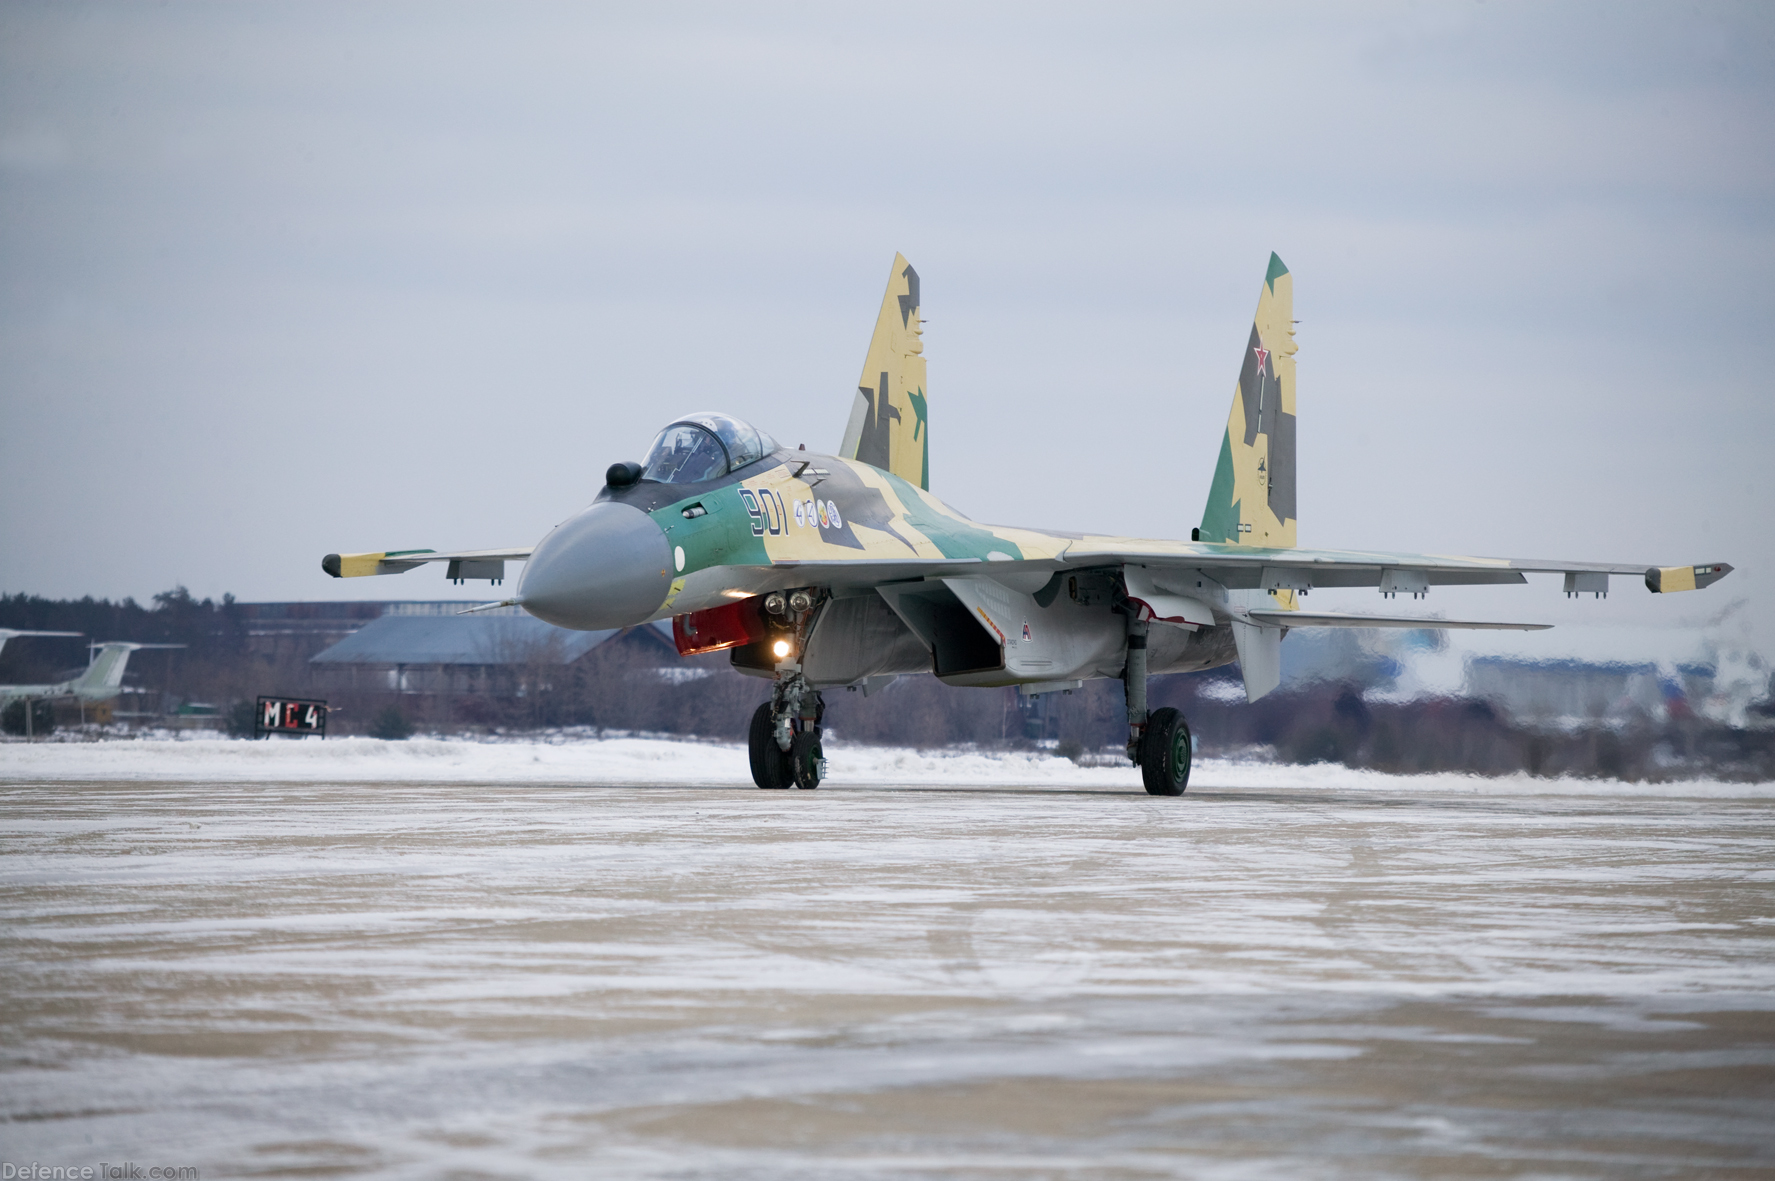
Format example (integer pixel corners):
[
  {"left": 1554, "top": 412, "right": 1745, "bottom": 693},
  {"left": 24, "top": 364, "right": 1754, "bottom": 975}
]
[
  {"left": 3, "top": 732, "right": 1769, "bottom": 796},
  {"left": 2, "top": 738, "right": 1773, "bottom": 1178}
]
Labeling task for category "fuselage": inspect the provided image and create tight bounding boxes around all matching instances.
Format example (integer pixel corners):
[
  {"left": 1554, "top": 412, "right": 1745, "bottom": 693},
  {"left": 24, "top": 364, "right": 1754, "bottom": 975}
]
[
  {"left": 522, "top": 445, "right": 1081, "bottom": 627},
  {"left": 2, "top": 679, "right": 114, "bottom": 703},
  {"left": 517, "top": 443, "right": 1239, "bottom": 689}
]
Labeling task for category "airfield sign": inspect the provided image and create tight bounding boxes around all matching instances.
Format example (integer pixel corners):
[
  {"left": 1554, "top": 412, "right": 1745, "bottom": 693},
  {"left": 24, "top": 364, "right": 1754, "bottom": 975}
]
[{"left": 256, "top": 695, "right": 327, "bottom": 738}]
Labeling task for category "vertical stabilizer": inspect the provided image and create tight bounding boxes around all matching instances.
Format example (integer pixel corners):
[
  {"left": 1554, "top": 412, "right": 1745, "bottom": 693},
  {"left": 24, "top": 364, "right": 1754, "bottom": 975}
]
[
  {"left": 840, "top": 253, "right": 929, "bottom": 489},
  {"left": 73, "top": 643, "right": 136, "bottom": 696},
  {"left": 1199, "top": 253, "right": 1297, "bottom": 548}
]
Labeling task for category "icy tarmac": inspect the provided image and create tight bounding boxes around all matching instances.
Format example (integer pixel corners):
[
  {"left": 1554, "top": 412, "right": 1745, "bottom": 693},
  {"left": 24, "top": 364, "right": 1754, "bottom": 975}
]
[{"left": 2, "top": 739, "right": 1773, "bottom": 1179}]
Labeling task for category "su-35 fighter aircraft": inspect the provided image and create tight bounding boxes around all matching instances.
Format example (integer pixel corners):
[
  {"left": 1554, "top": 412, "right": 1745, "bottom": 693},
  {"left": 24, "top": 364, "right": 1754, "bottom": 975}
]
[{"left": 323, "top": 253, "right": 1731, "bottom": 794}]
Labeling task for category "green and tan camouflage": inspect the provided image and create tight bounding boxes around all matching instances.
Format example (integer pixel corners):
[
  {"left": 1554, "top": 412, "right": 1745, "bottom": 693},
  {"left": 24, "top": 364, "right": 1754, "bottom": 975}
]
[
  {"left": 320, "top": 252, "right": 1733, "bottom": 753},
  {"left": 1200, "top": 253, "right": 1297, "bottom": 549},
  {"left": 840, "top": 253, "right": 929, "bottom": 490}
]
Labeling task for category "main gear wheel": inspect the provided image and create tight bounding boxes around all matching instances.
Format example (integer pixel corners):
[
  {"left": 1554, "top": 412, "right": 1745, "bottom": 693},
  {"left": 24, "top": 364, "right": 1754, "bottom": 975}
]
[{"left": 1139, "top": 706, "right": 1192, "bottom": 796}]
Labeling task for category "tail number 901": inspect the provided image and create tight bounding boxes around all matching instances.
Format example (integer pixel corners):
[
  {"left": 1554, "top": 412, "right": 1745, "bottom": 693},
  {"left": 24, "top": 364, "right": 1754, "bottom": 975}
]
[{"left": 741, "top": 489, "right": 842, "bottom": 537}]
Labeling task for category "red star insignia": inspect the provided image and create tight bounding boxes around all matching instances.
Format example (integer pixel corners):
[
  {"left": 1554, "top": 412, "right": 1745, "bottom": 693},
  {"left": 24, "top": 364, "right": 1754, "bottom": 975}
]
[{"left": 1253, "top": 346, "right": 1269, "bottom": 376}]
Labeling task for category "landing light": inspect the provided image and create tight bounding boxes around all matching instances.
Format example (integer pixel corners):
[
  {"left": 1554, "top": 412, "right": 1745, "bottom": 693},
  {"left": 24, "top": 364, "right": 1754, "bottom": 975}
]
[{"left": 772, "top": 639, "right": 793, "bottom": 659}]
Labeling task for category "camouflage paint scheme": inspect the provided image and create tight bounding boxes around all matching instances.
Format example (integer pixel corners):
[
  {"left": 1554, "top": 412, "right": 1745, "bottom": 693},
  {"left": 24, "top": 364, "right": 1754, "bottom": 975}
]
[
  {"left": 1200, "top": 254, "right": 1297, "bottom": 549},
  {"left": 610, "top": 253, "right": 1721, "bottom": 618},
  {"left": 323, "top": 253, "right": 1732, "bottom": 700},
  {"left": 841, "top": 254, "right": 931, "bottom": 491}
]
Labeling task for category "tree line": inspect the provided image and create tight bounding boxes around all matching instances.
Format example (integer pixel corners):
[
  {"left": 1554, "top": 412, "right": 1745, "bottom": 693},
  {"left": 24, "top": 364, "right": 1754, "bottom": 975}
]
[{"left": 3, "top": 588, "right": 1769, "bottom": 780}]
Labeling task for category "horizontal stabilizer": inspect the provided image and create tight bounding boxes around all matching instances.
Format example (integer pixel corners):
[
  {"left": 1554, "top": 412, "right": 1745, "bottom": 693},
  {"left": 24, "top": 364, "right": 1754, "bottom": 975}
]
[
  {"left": 0, "top": 629, "right": 82, "bottom": 661},
  {"left": 1245, "top": 610, "right": 1550, "bottom": 630}
]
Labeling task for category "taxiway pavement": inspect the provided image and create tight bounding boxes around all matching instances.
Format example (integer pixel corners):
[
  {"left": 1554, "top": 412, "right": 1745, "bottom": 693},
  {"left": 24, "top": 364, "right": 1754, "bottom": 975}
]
[{"left": 2, "top": 744, "right": 1771, "bottom": 1178}]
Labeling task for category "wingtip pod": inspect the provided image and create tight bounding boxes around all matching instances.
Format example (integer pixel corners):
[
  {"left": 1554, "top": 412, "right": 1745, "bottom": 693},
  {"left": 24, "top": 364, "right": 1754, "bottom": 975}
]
[
  {"left": 1645, "top": 563, "right": 1733, "bottom": 593},
  {"left": 840, "top": 252, "right": 929, "bottom": 490},
  {"left": 322, "top": 549, "right": 435, "bottom": 578},
  {"left": 1200, "top": 254, "right": 1298, "bottom": 549}
]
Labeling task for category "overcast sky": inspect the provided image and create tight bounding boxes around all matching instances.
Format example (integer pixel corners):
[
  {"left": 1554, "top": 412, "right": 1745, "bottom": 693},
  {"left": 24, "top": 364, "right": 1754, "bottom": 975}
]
[{"left": 2, "top": 1, "right": 1771, "bottom": 646}]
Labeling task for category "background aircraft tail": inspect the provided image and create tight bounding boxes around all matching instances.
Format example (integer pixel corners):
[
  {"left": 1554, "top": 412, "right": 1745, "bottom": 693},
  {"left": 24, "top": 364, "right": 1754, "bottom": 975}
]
[
  {"left": 840, "top": 253, "right": 929, "bottom": 490},
  {"left": 73, "top": 643, "right": 136, "bottom": 696},
  {"left": 1198, "top": 253, "right": 1298, "bottom": 549}
]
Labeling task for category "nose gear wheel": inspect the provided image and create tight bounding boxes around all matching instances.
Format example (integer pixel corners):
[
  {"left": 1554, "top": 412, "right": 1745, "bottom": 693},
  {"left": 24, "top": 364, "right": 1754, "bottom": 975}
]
[
  {"left": 748, "top": 701, "right": 793, "bottom": 789},
  {"left": 790, "top": 730, "right": 824, "bottom": 790}
]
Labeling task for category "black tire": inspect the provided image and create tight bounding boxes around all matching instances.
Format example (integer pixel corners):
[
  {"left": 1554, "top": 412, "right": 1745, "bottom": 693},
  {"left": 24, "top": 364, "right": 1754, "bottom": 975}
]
[
  {"left": 1141, "top": 707, "right": 1192, "bottom": 796},
  {"left": 790, "top": 729, "right": 823, "bottom": 789},
  {"left": 749, "top": 702, "right": 791, "bottom": 789}
]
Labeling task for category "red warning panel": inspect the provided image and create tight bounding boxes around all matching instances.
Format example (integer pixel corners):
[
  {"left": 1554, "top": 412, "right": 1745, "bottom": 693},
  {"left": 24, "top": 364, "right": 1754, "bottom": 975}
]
[
  {"left": 673, "top": 597, "right": 769, "bottom": 656},
  {"left": 256, "top": 695, "right": 328, "bottom": 737}
]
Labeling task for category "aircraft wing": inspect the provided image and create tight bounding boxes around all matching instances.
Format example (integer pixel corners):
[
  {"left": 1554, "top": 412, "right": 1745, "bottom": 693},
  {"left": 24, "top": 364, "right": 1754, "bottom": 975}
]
[
  {"left": 754, "top": 543, "right": 1729, "bottom": 600},
  {"left": 322, "top": 548, "right": 533, "bottom": 579},
  {"left": 1073, "top": 542, "right": 1733, "bottom": 597},
  {"left": 1244, "top": 609, "right": 1548, "bottom": 630}
]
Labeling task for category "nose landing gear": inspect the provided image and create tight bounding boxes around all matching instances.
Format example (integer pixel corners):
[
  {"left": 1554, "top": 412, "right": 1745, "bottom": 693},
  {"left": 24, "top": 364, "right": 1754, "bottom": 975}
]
[
  {"left": 748, "top": 589, "right": 827, "bottom": 790},
  {"left": 747, "top": 700, "right": 793, "bottom": 788},
  {"left": 749, "top": 676, "right": 825, "bottom": 789},
  {"left": 789, "top": 726, "right": 825, "bottom": 790}
]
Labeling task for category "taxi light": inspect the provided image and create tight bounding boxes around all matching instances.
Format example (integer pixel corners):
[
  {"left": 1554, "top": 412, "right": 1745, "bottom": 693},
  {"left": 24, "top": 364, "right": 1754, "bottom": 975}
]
[{"left": 772, "top": 639, "right": 793, "bottom": 659}]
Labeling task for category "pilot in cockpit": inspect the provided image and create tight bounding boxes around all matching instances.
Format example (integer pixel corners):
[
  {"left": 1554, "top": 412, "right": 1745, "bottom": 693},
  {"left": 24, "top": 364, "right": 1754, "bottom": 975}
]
[{"left": 639, "top": 412, "right": 779, "bottom": 484}]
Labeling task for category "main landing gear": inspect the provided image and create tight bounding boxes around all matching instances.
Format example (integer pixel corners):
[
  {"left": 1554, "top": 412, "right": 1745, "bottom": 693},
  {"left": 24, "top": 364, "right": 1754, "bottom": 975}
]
[
  {"left": 748, "top": 589, "right": 827, "bottom": 790},
  {"left": 1125, "top": 616, "right": 1192, "bottom": 796}
]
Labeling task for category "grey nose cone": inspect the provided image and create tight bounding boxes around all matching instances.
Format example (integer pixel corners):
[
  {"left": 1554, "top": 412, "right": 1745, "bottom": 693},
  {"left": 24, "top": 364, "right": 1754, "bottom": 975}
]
[{"left": 519, "top": 501, "right": 672, "bottom": 630}]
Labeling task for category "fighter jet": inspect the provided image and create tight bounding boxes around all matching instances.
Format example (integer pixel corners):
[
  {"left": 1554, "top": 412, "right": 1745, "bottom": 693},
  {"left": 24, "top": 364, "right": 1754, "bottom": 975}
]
[{"left": 323, "top": 254, "right": 1732, "bottom": 794}]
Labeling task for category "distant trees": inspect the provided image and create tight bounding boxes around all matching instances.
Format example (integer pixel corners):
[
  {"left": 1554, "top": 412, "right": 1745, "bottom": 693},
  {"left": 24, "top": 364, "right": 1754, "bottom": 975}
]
[
  {"left": 1, "top": 699, "right": 55, "bottom": 736},
  {"left": 4, "top": 588, "right": 1769, "bottom": 779},
  {"left": 370, "top": 706, "right": 413, "bottom": 741},
  {"left": 0, "top": 587, "right": 246, "bottom": 652},
  {"left": 225, "top": 701, "right": 258, "bottom": 739},
  {"left": 0, "top": 587, "right": 249, "bottom": 704}
]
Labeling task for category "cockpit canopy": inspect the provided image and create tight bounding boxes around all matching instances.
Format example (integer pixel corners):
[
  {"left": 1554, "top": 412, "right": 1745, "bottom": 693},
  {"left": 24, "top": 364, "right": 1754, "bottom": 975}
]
[{"left": 639, "top": 411, "right": 777, "bottom": 484}]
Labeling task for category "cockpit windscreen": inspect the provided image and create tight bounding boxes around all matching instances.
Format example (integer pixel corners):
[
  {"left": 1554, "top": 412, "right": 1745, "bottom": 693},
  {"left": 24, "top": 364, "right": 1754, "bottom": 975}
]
[{"left": 639, "top": 412, "right": 776, "bottom": 484}]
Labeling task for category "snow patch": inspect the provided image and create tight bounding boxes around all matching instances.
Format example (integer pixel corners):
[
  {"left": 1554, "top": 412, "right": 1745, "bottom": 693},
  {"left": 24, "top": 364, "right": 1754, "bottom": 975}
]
[{"left": 1, "top": 735, "right": 1767, "bottom": 796}]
